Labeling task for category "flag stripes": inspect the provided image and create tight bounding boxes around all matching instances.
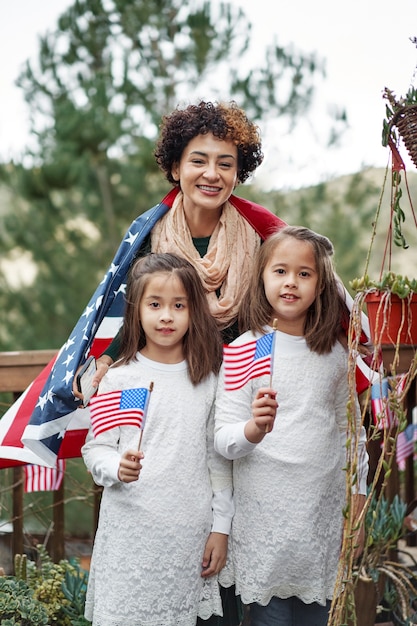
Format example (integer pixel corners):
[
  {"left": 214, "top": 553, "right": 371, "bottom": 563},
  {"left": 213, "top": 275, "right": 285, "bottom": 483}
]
[
  {"left": 24, "top": 459, "right": 66, "bottom": 493},
  {"left": 89, "top": 387, "right": 150, "bottom": 437},
  {"left": 223, "top": 333, "right": 274, "bottom": 391}
]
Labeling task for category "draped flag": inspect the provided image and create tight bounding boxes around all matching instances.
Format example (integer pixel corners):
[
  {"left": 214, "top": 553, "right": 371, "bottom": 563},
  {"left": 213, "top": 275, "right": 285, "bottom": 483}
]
[
  {"left": 24, "top": 459, "right": 66, "bottom": 493},
  {"left": 89, "top": 387, "right": 151, "bottom": 437},
  {"left": 223, "top": 332, "right": 275, "bottom": 391},
  {"left": 14, "top": 192, "right": 178, "bottom": 467}
]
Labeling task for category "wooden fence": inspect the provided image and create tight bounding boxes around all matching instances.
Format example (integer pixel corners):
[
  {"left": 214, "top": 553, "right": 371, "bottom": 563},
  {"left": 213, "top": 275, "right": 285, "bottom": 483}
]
[{"left": 0, "top": 350, "right": 100, "bottom": 567}]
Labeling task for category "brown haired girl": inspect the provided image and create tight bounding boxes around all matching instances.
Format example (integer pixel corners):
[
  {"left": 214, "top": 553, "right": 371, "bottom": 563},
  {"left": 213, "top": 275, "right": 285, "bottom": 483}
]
[
  {"left": 215, "top": 226, "right": 368, "bottom": 626},
  {"left": 82, "top": 253, "right": 232, "bottom": 626}
]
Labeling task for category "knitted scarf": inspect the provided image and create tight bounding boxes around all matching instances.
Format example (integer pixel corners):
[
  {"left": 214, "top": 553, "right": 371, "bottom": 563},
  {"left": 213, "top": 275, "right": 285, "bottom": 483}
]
[{"left": 151, "top": 191, "right": 261, "bottom": 328}]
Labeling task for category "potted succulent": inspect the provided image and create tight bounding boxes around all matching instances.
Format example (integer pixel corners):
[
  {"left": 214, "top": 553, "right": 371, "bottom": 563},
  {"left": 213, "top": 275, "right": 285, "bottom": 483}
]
[
  {"left": 349, "top": 272, "right": 417, "bottom": 375},
  {"left": 353, "top": 491, "right": 417, "bottom": 626}
]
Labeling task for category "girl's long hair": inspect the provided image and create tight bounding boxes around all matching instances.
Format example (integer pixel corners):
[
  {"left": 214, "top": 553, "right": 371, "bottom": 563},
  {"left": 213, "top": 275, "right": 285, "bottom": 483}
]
[
  {"left": 115, "top": 253, "right": 222, "bottom": 384},
  {"left": 238, "top": 226, "right": 349, "bottom": 354}
]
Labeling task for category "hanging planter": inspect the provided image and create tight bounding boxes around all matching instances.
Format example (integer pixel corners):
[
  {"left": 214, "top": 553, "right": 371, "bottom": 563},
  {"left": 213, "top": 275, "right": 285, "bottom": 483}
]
[
  {"left": 350, "top": 273, "right": 417, "bottom": 374},
  {"left": 382, "top": 86, "right": 417, "bottom": 168}
]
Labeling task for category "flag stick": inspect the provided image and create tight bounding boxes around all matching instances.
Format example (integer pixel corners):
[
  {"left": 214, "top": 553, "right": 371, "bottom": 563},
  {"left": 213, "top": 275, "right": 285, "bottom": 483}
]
[
  {"left": 138, "top": 381, "right": 154, "bottom": 451},
  {"left": 265, "top": 319, "right": 278, "bottom": 434}
]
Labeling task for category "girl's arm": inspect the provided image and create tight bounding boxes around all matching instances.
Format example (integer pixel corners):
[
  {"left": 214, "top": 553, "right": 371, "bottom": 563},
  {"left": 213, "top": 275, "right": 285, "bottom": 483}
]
[
  {"left": 81, "top": 428, "right": 124, "bottom": 486},
  {"left": 82, "top": 428, "right": 143, "bottom": 486}
]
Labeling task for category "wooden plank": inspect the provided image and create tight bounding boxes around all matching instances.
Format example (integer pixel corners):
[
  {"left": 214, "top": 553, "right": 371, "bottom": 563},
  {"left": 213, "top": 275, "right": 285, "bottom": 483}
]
[{"left": 0, "top": 350, "right": 57, "bottom": 392}]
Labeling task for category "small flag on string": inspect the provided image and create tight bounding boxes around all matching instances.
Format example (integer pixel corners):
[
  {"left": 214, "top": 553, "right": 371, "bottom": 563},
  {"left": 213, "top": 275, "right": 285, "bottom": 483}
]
[
  {"left": 371, "top": 374, "right": 407, "bottom": 430},
  {"left": 371, "top": 377, "right": 392, "bottom": 430},
  {"left": 89, "top": 387, "right": 151, "bottom": 437},
  {"left": 223, "top": 332, "right": 275, "bottom": 391},
  {"left": 24, "top": 459, "right": 66, "bottom": 493},
  {"left": 397, "top": 423, "right": 417, "bottom": 471}
]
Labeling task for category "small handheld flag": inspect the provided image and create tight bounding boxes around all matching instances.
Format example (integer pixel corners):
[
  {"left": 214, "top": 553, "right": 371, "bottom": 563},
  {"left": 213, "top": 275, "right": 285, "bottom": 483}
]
[
  {"left": 223, "top": 332, "right": 275, "bottom": 391},
  {"left": 89, "top": 387, "right": 151, "bottom": 438}
]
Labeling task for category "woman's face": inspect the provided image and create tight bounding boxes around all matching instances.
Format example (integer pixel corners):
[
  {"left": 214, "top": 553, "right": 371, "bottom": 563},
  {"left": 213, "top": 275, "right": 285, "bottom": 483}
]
[{"left": 171, "top": 133, "right": 238, "bottom": 214}]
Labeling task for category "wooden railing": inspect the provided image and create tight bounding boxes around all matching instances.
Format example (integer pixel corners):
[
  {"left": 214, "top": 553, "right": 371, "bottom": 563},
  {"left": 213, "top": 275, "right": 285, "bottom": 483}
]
[{"left": 0, "top": 349, "right": 63, "bottom": 562}]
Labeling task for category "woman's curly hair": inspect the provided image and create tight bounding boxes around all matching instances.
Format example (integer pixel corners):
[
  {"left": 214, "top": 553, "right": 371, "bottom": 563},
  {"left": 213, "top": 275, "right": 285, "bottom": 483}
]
[{"left": 154, "top": 100, "right": 263, "bottom": 184}]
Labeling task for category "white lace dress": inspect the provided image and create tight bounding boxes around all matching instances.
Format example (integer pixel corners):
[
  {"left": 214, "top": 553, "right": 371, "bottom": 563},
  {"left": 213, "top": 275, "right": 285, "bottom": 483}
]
[
  {"left": 82, "top": 353, "right": 232, "bottom": 626},
  {"left": 215, "top": 329, "right": 368, "bottom": 608}
]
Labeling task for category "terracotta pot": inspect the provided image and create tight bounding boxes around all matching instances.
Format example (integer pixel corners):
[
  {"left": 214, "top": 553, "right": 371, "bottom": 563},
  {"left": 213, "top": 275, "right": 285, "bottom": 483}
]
[
  {"left": 365, "top": 291, "right": 417, "bottom": 345},
  {"left": 365, "top": 291, "right": 417, "bottom": 373}
]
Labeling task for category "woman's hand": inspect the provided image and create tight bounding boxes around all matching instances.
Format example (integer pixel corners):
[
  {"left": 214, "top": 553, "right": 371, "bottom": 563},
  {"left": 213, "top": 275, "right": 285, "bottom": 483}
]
[
  {"left": 118, "top": 450, "right": 144, "bottom": 483},
  {"left": 72, "top": 355, "right": 113, "bottom": 401},
  {"left": 244, "top": 387, "right": 278, "bottom": 443},
  {"left": 201, "top": 532, "right": 228, "bottom": 578}
]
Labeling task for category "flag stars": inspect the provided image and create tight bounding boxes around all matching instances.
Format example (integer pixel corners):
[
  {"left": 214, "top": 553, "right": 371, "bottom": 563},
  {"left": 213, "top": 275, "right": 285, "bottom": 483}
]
[
  {"left": 63, "top": 370, "right": 74, "bottom": 385},
  {"left": 95, "top": 296, "right": 103, "bottom": 310},
  {"left": 63, "top": 353, "right": 75, "bottom": 367},
  {"left": 124, "top": 230, "right": 138, "bottom": 246},
  {"left": 114, "top": 283, "right": 126, "bottom": 297},
  {"left": 36, "top": 394, "right": 48, "bottom": 411},
  {"left": 46, "top": 389, "right": 55, "bottom": 404},
  {"left": 109, "top": 263, "right": 119, "bottom": 275},
  {"left": 64, "top": 337, "right": 76, "bottom": 351},
  {"left": 82, "top": 304, "right": 95, "bottom": 319}
]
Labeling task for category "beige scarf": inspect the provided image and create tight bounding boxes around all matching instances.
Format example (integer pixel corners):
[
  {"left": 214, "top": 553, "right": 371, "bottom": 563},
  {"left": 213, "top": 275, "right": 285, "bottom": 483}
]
[{"left": 151, "top": 191, "right": 261, "bottom": 328}]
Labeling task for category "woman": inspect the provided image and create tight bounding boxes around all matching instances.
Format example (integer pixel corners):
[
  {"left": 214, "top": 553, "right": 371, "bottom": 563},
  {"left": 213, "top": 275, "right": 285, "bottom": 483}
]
[{"left": 89, "top": 100, "right": 286, "bottom": 379}]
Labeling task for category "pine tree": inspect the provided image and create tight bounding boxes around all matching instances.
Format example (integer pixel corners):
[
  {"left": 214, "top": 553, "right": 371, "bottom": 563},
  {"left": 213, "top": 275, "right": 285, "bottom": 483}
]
[{"left": 0, "top": 0, "right": 324, "bottom": 350}]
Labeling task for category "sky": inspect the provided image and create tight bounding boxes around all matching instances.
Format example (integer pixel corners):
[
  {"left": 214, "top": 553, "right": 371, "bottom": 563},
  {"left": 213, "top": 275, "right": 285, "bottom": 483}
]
[{"left": 1, "top": 0, "right": 417, "bottom": 190}]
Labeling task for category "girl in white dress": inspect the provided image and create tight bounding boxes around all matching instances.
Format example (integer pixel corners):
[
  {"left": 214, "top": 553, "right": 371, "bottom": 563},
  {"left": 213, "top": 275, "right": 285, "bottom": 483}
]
[
  {"left": 82, "top": 252, "right": 233, "bottom": 626},
  {"left": 214, "top": 226, "right": 368, "bottom": 626}
]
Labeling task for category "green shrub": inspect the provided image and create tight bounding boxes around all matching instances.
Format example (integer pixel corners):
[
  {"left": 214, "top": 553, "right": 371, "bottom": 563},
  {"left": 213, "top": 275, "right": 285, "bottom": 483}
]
[{"left": 2, "top": 545, "right": 91, "bottom": 626}]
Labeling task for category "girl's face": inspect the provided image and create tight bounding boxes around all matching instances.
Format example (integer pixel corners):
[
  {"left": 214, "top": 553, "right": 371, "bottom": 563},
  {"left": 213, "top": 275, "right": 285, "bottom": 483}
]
[
  {"left": 262, "top": 237, "right": 319, "bottom": 336},
  {"left": 171, "top": 132, "right": 238, "bottom": 215},
  {"left": 139, "top": 272, "right": 190, "bottom": 363}
]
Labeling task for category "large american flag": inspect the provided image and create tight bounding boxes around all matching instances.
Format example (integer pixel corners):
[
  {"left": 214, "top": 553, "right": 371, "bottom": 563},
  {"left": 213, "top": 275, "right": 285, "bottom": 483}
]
[
  {"left": 89, "top": 387, "right": 150, "bottom": 437},
  {"left": 223, "top": 332, "right": 275, "bottom": 391},
  {"left": 0, "top": 192, "right": 176, "bottom": 469}
]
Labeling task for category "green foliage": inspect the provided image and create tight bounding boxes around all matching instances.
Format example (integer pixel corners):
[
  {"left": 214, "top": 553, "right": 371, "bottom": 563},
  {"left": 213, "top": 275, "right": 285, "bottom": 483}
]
[
  {"left": 0, "top": 0, "right": 327, "bottom": 352},
  {"left": 7, "top": 544, "right": 90, "bottom": 626},
  {"left": 0, "top": 576, "right": 49, "bottom": 625},
  {"left": 365, "top": 492, "right": 406, "bottom": 563},
  {"left": 350, "top": 272, "right": 417, "bottom": 298}
]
